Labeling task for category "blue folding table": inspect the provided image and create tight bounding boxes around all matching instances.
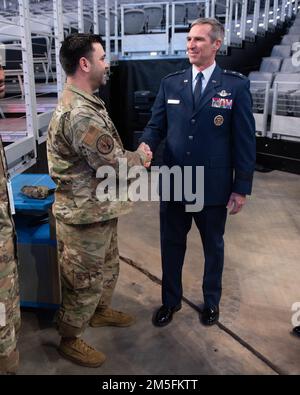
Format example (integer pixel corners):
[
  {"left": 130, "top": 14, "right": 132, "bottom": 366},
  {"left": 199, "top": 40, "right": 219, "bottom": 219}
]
[{"left": 11, "top": 174, "right": 60, "bottom": 309}]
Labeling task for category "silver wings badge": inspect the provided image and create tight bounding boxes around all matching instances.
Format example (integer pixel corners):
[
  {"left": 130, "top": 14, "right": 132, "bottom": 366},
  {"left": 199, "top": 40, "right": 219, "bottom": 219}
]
[{"left": 217, "top": 90, "right": 231, "bottom": 97}]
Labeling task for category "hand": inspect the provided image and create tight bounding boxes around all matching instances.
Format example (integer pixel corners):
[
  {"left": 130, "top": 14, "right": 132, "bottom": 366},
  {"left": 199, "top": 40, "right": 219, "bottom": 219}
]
[
  {"left": 226, "top": 192, "right": 246, "bottom": 215},
  {"left": 138, "top": 142, "right": 153, "bottom": 168}
]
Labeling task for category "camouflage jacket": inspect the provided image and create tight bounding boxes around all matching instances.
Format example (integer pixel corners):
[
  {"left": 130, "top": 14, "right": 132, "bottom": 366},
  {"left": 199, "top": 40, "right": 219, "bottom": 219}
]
[
  {"left": 47, "top": 84, "right": 147, "bottom": 225},
  {"left": 0, "top": 138, "right": 14, "bottom": 248}
]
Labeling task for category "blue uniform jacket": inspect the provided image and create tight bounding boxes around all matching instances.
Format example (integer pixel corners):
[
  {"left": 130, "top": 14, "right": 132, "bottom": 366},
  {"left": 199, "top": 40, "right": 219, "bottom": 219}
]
[{"left": 141, "top": 64, "right": 256, "bottom": 206}]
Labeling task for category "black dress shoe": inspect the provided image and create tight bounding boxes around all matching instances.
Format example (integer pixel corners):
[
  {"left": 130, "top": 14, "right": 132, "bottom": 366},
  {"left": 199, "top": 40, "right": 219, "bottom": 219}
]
[
  {"left": 201, "top": 306, "right": 219, "bottom": 326},
  {"left": 292, "top": 326, "right": 300, "bottom": 337},
  {"left": 152, "top": 304, "right": 182, "bottom": 327}
]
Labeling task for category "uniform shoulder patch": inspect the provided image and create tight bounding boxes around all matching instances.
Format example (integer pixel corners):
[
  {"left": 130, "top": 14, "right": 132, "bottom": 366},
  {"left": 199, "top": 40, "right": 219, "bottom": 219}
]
[
  {"left": 96, "top": 134, "right": 114, "bottom": 155},
  {"left": 82, "top": 125, "right": 100, "bottom": 147},
  {"left": 223, "top": 70, "right": 247, "bottom": 79},
  {"left": 163, "top": 69, "right": 186, "bottom": 80}
]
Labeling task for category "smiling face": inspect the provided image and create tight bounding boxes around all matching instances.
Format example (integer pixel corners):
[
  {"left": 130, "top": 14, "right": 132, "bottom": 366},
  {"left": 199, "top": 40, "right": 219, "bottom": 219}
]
[
  {"left": 187, "top": 23, "right": 222, "bottom": 68},
  {"left": 78, "top": 42, "right": 109, "bottom": 90},
  {"left": 88, "top": 42, "right": 109, "bottom": 89}
]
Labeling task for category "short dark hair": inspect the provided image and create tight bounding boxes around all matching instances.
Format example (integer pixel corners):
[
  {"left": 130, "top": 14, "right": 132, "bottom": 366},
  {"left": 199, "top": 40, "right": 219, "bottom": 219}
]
[
  {"left": 190, "top": 18, "right": 224, "bottom": 43},
  {"left": 59, "top": 33, "right": 104, "bottom": 76}
]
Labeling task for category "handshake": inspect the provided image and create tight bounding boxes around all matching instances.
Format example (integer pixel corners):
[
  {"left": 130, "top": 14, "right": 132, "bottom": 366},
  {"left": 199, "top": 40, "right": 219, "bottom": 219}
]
[{"left": 138, "top": 142, "right": 153, "bottom": 168}]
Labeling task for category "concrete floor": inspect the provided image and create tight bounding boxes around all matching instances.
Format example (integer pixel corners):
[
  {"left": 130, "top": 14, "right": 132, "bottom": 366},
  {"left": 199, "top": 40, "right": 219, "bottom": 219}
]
[{"left": 17, "top": 169, "right": 300, "bottom": 375}]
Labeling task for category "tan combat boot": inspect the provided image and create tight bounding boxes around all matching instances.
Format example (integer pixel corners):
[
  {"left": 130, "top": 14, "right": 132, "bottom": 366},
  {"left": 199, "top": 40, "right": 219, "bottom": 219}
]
[
  {"left": 58, "top": 338, "right": 106, "bottom": 368},
  {"left": 90, "top": 307, "right": 136, "bottom": 328},
  {"left": 0, "top": 349, "right": 19, "bottom": 374}
]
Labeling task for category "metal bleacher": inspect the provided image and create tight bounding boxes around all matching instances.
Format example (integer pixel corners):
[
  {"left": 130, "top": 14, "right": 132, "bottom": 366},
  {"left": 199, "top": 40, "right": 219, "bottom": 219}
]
[{"left": 249, "top": 7, "right": 300, "bottom": 141}]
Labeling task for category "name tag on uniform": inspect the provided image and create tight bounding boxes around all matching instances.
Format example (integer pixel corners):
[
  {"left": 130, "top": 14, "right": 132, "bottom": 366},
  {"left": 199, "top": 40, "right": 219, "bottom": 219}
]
[
  {"left": 211, "top": 98, "right": 233, "bottom": 110},
  {"left": 167, "top": 99, "right": 180, "bottom": 105}
]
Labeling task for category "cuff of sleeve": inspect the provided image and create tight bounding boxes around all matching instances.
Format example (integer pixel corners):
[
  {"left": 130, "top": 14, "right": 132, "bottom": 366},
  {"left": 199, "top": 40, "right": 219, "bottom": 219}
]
[{"left": 233, "top": 178, "right": 253, "bottom": 195}]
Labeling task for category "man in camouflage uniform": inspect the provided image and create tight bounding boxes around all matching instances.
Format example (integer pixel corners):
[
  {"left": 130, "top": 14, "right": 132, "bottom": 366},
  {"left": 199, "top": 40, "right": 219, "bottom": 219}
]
[
  {"left": 0, "top": 65, "right": 21, "bottom": 374},
  {"left": 47, "top": 34, "right": 152, "bottom": 368}
]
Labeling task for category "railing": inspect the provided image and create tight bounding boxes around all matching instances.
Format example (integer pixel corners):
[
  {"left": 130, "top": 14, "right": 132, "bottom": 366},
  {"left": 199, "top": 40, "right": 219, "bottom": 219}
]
[
  {"left": 250, "top": 80, "right": 270, "bottom": 134},
  {"left": 271, "top": 80, "right": 300, "bottom": 140}
]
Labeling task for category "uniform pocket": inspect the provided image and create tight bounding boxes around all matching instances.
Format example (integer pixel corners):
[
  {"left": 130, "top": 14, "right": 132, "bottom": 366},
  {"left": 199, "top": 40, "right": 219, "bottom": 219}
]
[{"left": 61, "top": 266, "right": 102, "bottom": 291}]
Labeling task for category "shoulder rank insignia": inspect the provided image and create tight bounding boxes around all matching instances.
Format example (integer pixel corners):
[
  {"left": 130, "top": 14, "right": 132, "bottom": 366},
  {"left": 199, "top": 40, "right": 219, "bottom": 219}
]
[
  {"left": 223, "top": 70, "right": 246, "bottom": 79},
  {"left": 164, "top": 69, "right": 186, "bottom": 80}
]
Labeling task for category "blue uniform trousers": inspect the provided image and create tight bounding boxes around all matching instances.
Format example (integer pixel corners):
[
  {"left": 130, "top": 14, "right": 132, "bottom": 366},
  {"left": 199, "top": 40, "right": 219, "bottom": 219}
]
[{"left": 160, "top": 201, "right": 227, "bottom": 308}]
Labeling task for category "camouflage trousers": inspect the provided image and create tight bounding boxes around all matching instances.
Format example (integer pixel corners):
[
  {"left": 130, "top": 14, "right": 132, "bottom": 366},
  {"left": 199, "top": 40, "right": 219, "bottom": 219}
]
[
  {"left": 0, "top": 225, "right": 21, "bottom": 360},
  {"left": 56, "top": 218, "right": 119, "bottom": 338}
]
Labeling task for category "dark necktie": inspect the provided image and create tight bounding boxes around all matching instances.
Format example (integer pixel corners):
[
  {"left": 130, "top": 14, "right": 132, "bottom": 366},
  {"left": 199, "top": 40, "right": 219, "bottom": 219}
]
[{"left": 193, "top": 72, "right": 203, "bottom": 109}]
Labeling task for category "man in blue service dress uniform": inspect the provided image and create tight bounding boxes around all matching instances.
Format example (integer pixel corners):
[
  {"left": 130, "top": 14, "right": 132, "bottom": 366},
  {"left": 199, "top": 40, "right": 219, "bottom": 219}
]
[{"left": 141, "top": 18, "right": 256, "bottom": 327}]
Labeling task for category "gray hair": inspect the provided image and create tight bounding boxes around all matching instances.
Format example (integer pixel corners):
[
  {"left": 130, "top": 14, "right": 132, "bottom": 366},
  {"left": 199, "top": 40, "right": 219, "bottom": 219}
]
[{"left": 190, "top": 18, "right": 224, "bottom": 43}]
